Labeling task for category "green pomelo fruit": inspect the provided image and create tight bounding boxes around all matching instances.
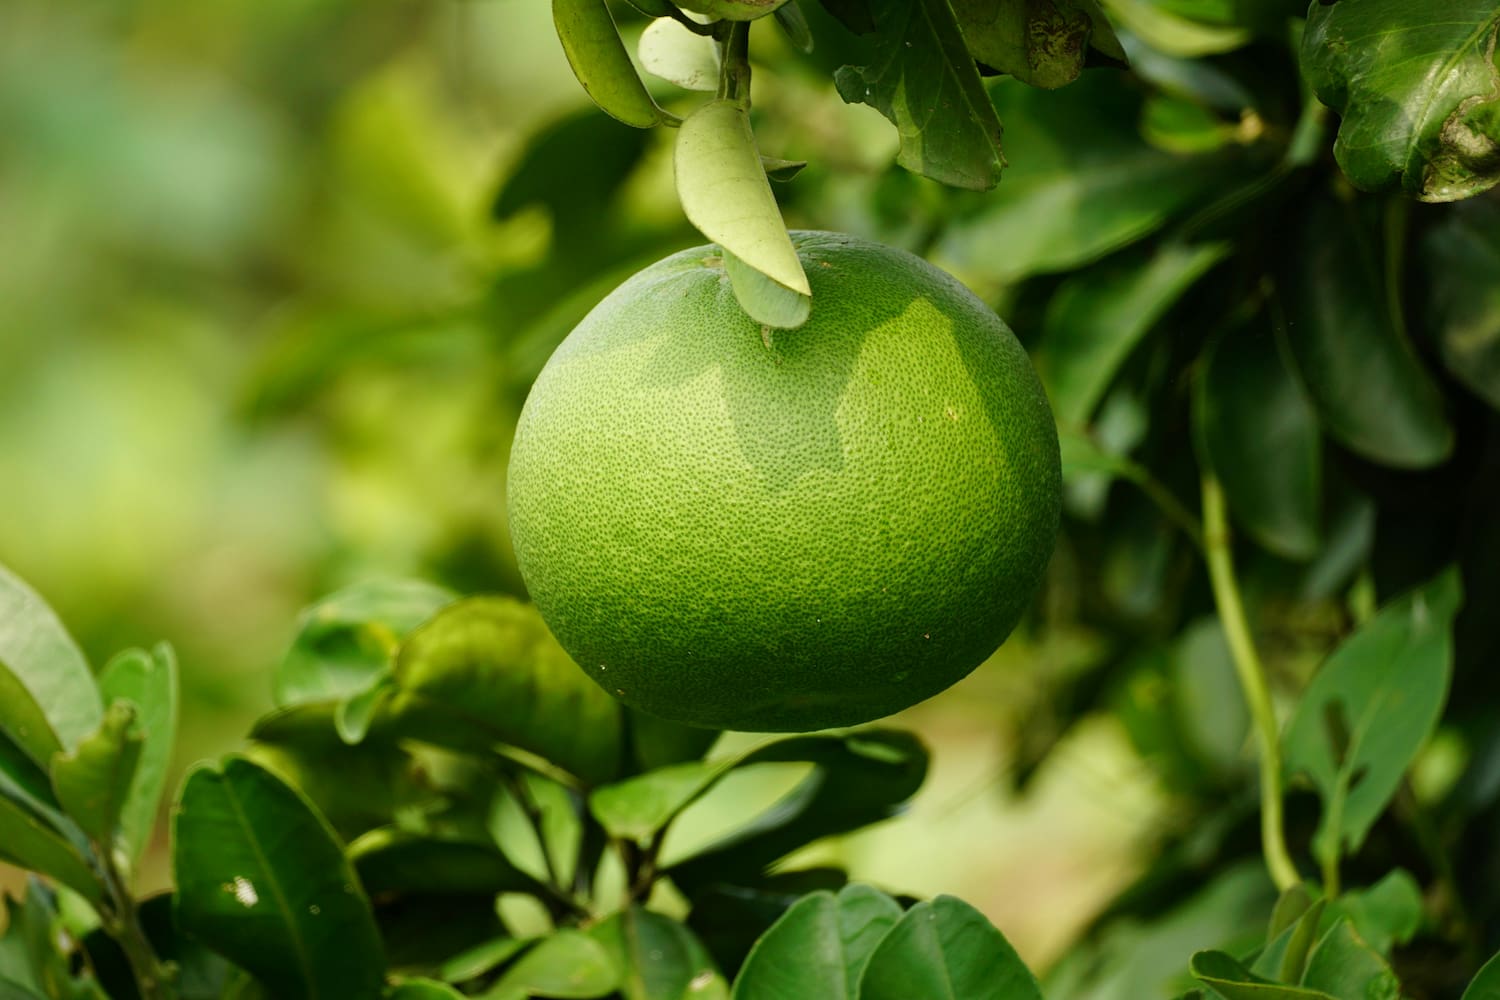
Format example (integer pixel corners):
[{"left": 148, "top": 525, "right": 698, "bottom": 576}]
[{"left": 507, "top": 232, "right": 1061, "bottom": 732}]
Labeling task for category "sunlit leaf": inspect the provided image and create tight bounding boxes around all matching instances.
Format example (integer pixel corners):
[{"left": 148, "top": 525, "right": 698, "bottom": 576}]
[
  {"left": 553, "top": 0, "right": 673, "bottom": 128},
  {"left": 50, "top": 700, "right": 142, "bottom": 849},
  {"left": 639, "top": 18, "right": 720, "bottom": 92},
  {"left": 732, "top": 885, "right": 900, "bottom": 999},
  {"left": 485, "top": 930, "right": 619, "bottom": 999},
  {"left": 97, "top": 644, "right": 178, "bottom": 870},
  {"left": 0, "top": 564, "right": 102, "bottom": 760}
]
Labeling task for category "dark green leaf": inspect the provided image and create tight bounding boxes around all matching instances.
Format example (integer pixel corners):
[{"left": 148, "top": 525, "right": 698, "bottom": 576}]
[
  {"left": 590, "top": 907, "right": 728, "bottom": 1000},
  {"left": 245, "top": 726, "right": 417, "bottom": 842},
  {"left": 1465, "top": 950, "right": 1500, "bottom": 1000},
  {"left": 97, "top": 644, "right": 177, "bottom": 870},
  {"left": 173, "top": 757, "right": 386, "bottom": 1000},
  {"left": 0, "top": 564, "right": 101, "bottom": 760},
  {"left": 1421, "top": 196, "right": 1500, "bottom": 409},
  {"left": 833, "top": 0, "right": 1006, "bottom": 190},
  {"left": 387, "top": 597, "right": 624, "bottom": 785},
  {"left": 1189, "top": 950, "right": 1335, "bottom": 998},
  {"left": 1283, "top": 568, "right": 1463, "bottom": 870},
  {"left": 1332, "top": 869, "right": 1422, "bottom": 955},
  {"left": 666, "top": 730, "right": 926, "bottom": 896},
  {"left": 1251, "top": 899, "right": 1325, "bottom": 984},
  {"left": 0, "top": 881, "right": 107, "bottom": 1000},
  {"left": 486, "top": 930, "right": 619, "bottom": 999},
  {"left": 1300, "top": 921, "right": 1400, "bottom": 999},
  {"left": 49, "top": 700, "right": 142, "bottom": 849},
  {"left": 775, "top": 1, "right": 815, "bottom": 53},
  {"left": 677, "top": 0, "right": 794, "bottom": 20},
  {"left": 0, "top": 796, "right": 101, "bottom": 903},
  {"left": 858, "top": 895, "right": 1042, "bottom": 1000},
  {"left": 348, "top": 828, "right": 546, "bottom": 898},
  {"left": 686, "top": 873, "right": 848, "bottom": 978},
  {"left": 731, "top": 884, "right": 900, "bottom": 999},
  {"left": 627, "top": 710, "right": 720, "bottom": 774},
  {"left": 936, "top": 73, "right": 1242, "bottom": 285},
  {"left": 1039, "top": 241, "right": 1228, "bottom": 425},
  {"left": 439, "top": 937, "right": 533, "bottom": 985},
  {"left": 274, "top": 580, "right": 454, "bottom": 708},
  {"left": 1302, "top": 1, "right": 1500, "bottom": 201},
  {"left": 953, "top": 0, "right": 1122, "bottom": 89},
  {"left": 1197, "top": 324, "right": 1322, "bottom": 560},
  {"left": 1278, "top": 199, "right": 1453, "bottom": 468}
]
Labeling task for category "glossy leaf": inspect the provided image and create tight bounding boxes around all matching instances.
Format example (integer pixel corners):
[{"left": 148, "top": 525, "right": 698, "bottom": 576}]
[
  {"left": 639, "top": 18, "right": 719, "bottom": 92},
  {"left": 348, "top": 828, "right": 546, "bottom": 898},
  {"left": 1300, "top": 921, "right": 1400, "bottom": 1000},
  {"left": 485, "top": 930, "right": 619, "bottom": 999},
  {"left": 553, "top": 0, "right": 672, "bottom": 128},
  {"left": 953, "top": 0, "right": 1123, "bottom": 89},
  {"left": 173, "top": 756, "right": 386, "bottom": 1000},
  {"left": 833, "top": 0, "right": 1006, "bottom": 190},
  {"left": 1465, "top": 950, "right": 1500, "bottom": 1000},
  {"left": 1197, "top": 325, "right": 1322, "bottom": 560},
  {"left": 50, "top": 700, "right": 142, "bottom": 849},
  {"left": 387, "top": 596, "right": 624, "bottom": 785},
  {"left": 731, "top": 885, "right": 900, "bottom": 999},
  {"left": 666, "top": 730, "right": 926, "bottom": 895},
  {"left": 1189, "top": 951, "right": 1334, "bottom": 998},
  {"left": 1303, "top": 1, "right": 1500, "bottom": 201},
  {"left": 936, "top": 74, "right": 1240, "bottom": 284},
  {"left": 97, "top": 644, "right": 178, "bottom": 868},
  {"left": 590, "top": 760, "right": 726, "bottom": 844},
  {"left": 0, "top": 564, "right": 101, "bottom": 760},
  {"left": 1421, "top": 196, "right": 1500, "bottom": 410},
  {"left": 245, "top": 727, "right": 417, "bottom": 842},
  {"left": 858, "top": 895, "right": 1042, "bottom": 1000},
  {"left": 590, "top": 907, "right": 728, "bottom": 1000},
  {"left": 675, "top": 99, "right": 811, "bottom": 327},
  {"left": 1278, "top": 199, "right": 1453, "bottom": 468},
  {"left": 1283, "top": 569, "right": 1463, "bottom": 869},
  {"left": 686, "top": 872, "right": 848, "bottom": 977},
  {"left": 1040, "top": 241, "right": 1228, "bottom": 425},
  {"left": 274, "top": 579, "right": 454, "bottom": 708}
]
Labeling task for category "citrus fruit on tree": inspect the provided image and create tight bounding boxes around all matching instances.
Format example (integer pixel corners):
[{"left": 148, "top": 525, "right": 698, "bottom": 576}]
[{"left": 507, "top": 232, "right": 1061, "bottom": 732}]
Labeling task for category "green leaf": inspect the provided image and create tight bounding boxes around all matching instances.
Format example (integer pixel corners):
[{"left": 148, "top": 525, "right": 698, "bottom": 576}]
[
  {"left": 97, "top": 644, "right": 178, "bottom": 869},
  {"left": 935, "top": 73, "right": 1242, "bottom": 285},
  {"left": 1251, "top": 898, "right": 1325, "bottom": 984},
  {"left": 665, "top": 730, "right": 926, "bottom": 896},
  {"left": 953, "top": 0, "right": 1122, "bottom": 89},
  {"left": 274, "top": 580, "right": 454, "bottom": 709},
  {"left": 384, "top": 597, "right": 624, "bottom": 785},
  {"left": 1332, "top": 869, "right": 1422, "bottom": 955},
  {"left": 1283, "top": 568, "right": 1463, "bottom": 870},
  {"left": 387, "top": 979, "right": 466, "bottom": 1000},
  {"left": 1277, "top": 199, "right": 1453, "bottom": 468},
  {"left": 1421, "top": 196, "right": 1500, "bottom": 410},
  {"left": 639, "top": 17, "right": 720, "bottom": 92},
  {"left": 677, "top": 0, "right": 793, "bottom": 20},
  {"left": 245, "top": 728, "right": 417, "bottom": 843},
  {"left": 1302, "top": 1, "right": 1500, "bottom": 201},
  {"left": 439, "top": 937, "right": 534, "bottom": 984},
  {"left": 0, "top": 881, "right": 107, "bottom": 999},
  {"left": 49, "top": 700, "right": 142, "bottom": 849},
  {"left": 590, "top": 760, "right": 726, "bottom": 844},
  {"left": 1101, "top": 0, "right": 1250, "bottom": 57},
  {"left": 0, "top": 798, "right": 101, "bottom": 903},
  {"left": 627, "top": 709, "right": 720, "bottom": 774},
  {"left": 1039, "top": 241, "right": 1229, "bottom": 425},
  {"left": 485, "top": 930, "right": 619, "bottom": 999},
  {"left": 1189, "top": 951, "right": 1336, "bottom": 999},
  {"left": 858, "top": 895, "right": 1042, "bottom": 1000},
  {"left": 731, "top": 885, "right": 900, "bottom": 999},
  {"left": 553, "top": 0, "right": 674, "bottom": 128},
  {"left": 833, "top": 0, "right": 1006, "bottom": 190},
  {"left": 1465, "top": 950, "right": 1500, "bottom": 1000},
  {"left": 0, "top": 564, "right": 102, "bottom": 760},
  {"left": 590, "top": 907, "right": 728, "bottom": 1000},
  {"left": 347, "top": 828, "right": 546, "bottom": 898},
  {"left": 775, "top": 1, "right": 815, "bottom": 53},
  {"left": 1300, "top": 921, "right": 1400, "bottom": 1000},
  {"left": 172, "top": 756, "right": 386, "bottom": 1000},
  {"left": 1196, "top": 324, "right": 1322, "bottom": 560},
  {"left": 674, "top": 99, "right": 811, "bottom": 328}
]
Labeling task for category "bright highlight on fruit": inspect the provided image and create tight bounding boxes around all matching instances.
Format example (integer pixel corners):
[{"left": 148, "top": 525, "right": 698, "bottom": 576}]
[{"left": 507, "top": 232, "right": 1061, "bottom": 732}]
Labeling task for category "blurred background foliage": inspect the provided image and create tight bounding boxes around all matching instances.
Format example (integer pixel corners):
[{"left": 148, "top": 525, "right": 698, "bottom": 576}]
[{"left": 3, "top": 0, "right": 1499, "bottom": 992}]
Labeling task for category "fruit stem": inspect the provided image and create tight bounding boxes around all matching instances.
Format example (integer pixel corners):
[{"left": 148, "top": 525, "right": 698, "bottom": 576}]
[
  {"left": 717, "top": 20, "right": 751, "bottom": 106},
  {"left": 1201, "top": 475, "right": 1299, "bottom": 893}
]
